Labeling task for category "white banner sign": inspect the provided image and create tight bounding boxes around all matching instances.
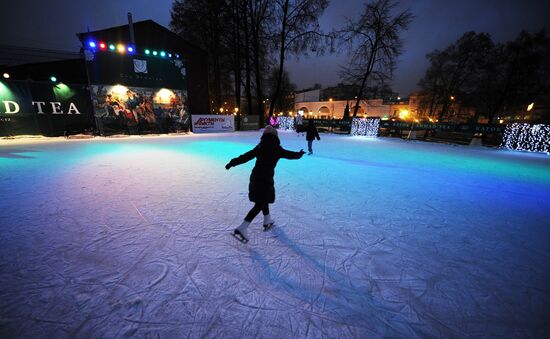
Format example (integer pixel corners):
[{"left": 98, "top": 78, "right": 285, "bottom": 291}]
[{"left": 192, "top": 115, "right": 235, "bottom": 133}]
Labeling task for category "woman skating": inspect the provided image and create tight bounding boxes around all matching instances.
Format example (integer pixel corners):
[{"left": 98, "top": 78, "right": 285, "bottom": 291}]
[{"left": 225, "top": 125, "right": 305, "bottom": 243}]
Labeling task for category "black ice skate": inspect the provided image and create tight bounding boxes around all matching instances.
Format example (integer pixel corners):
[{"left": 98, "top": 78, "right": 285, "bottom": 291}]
[{"left": 232, "top": 229, "right": 249, "bottom": 243}]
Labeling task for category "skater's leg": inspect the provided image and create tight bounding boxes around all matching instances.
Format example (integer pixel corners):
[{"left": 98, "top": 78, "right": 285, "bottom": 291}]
[
  {"left": 244, "top": 203, "right": 263, "bottom": 222},
  {"left": 234, "top": 202, "right": 263, "bottom": 242},
  {"left": 262, "top": 204, "right": 274, "bottom": 227},
  {"left": 308, "top": 140, "right": 313, "bottom": 154}
]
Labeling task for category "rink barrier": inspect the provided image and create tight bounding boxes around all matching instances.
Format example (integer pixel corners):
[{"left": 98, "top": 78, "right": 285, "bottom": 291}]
[
  {"left": 276, "top": 117, "right": 381, "bottom": 136},
  {"left": 277, "top": 118, "right": 351, "bottom": 133},
  {"left": 501, "top": 123, "right": 550, "bottom": 154}
]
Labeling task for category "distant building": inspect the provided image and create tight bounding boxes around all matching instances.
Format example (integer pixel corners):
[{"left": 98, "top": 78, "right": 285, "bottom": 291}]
[
  {"left": 294, "top": 89, "right": 320, "bottom": 103},
  {"left": 294, "top": 98, "right": 390, "bottom": 119}
]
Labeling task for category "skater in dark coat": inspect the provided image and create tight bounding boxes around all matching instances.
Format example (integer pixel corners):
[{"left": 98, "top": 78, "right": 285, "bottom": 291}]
[
  {"left": 305, "top": 119, "right": 320, "bottom": 155},
  {"left": 225, "top": 125, "right": 305, "bottom": 242}
]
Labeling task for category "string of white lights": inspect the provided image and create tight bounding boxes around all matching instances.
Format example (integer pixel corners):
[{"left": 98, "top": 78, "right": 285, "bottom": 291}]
[
  {"left": 501, "top": 123, "right": 550, "bottom": 154},
  {"left": 351, "top": 118, "right": 380, "bottom": 137},
  {"left": 277, "top": 116, "right": 295, "bottom": 131}
]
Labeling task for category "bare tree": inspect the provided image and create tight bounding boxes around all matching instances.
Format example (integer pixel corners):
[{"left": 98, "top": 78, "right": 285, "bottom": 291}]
[
  {"left": 417, "top": 50, "right": 448, "bottom": 118},
  {"left": 339, "top": 0, "right": 413, "bottom": 122},
  {"left": 418, "top": 30, "right": 550, "bottom": 123},
  {"left": 268, "top": 0, "right": 332, "bottom": 119},
  {"left": 171, "top": 0, "right": 229, "bottom": 111},
  {"left": 248, "top": 0, "right": 274, "bottom": 126},
  {"left": 267, "top": 67, "right": 297, "bottom": 114}
]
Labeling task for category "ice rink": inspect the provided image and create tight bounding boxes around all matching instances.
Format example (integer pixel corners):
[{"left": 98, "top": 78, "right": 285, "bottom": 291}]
[{"left": 1, "top": 132, "right": 549, "bottom": 337}]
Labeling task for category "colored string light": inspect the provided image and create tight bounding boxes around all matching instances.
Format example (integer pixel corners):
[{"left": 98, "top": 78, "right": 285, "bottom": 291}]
[
  {"left": 351, "top": 118, "right": 380, "bottom": 137},
  {"left": 278, "top": 117, "right": 295, "bottom": 131},
  {"left": 502, "top": 123, "right": 550, "bottom": 154},
  {"left": 88, "top": 40, "right": 177, "bottom": 58}
]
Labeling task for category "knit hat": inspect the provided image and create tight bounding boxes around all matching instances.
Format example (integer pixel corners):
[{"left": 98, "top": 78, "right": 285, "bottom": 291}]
[{"left": 263, "top": 125, "right": 278, "bottom": 136}]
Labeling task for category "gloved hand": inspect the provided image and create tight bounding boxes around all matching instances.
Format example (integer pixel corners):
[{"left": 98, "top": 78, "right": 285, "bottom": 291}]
[
  {"left": 225, "top": 163, "right": 232, "bottom": 170},
  {"left": 317, "top": 137, "right": 320, "bottom": 140},
  {"left": 298, "top": 149, "right": 305, "bottom": 158}
]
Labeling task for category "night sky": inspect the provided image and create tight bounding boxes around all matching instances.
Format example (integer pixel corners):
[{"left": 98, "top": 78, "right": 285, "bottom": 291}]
[{"left": 1, "top": 0, "right": 549, "bottom": 96}]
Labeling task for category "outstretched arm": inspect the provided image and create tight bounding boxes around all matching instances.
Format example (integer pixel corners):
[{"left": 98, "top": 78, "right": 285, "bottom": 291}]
[
  {"left": 280, "top": 147, "right": 305, "bottom": 160},
  {"left": 225, "top": 147, "right": 258, "bottom": 169}
]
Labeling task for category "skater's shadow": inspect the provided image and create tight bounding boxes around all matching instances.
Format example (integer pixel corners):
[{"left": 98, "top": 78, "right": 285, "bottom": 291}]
[
  {"left": 0, "top": 149, "right": 36, "bottom": 159},
  {"left": 247, "top": 229, "right": 416, "bottom": 335},
  {"left": 270, "top": 227, "right": 374, "bottom": 294}
]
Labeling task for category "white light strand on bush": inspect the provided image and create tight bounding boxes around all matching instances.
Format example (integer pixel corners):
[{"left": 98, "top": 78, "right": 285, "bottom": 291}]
[
  {"left": 501, "top": 123, "right": 550, "bottom": 155},
  {"left": 351, "top": 118, "right": 380, "bottom": 137},
  {"left": 277, "top": 116, "right": 295, "bottom": 131}
]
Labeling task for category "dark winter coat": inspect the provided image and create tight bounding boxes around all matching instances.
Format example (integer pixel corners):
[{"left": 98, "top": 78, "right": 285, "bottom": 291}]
[
  {"left": 226, "top": 134, "right": 303, "bottom": 203},
  {"left": 306, "top": 124, "right": 320, "bottom": 141}
]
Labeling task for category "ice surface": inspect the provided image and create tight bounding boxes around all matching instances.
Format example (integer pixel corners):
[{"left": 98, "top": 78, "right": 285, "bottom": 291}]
[{"left": 1, "top": 132, "right": 549, "bottom": 338}]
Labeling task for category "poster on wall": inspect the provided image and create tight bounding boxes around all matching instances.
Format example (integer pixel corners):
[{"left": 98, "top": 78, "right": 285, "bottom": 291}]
[
  {"left": 90, "top": 84, "right": 189, "bottom": 135},
  {"left": 191, "top": 115, "right": 235, "bottom": 133},
  {"left": 87, "top": 53, "right": 187, "bottom": 90},
  {"left": 240, "top": 115, "right": 259, "bottom": 130},
  {"left": 0, "top": 80, "right": 94, "bottom": 136}
]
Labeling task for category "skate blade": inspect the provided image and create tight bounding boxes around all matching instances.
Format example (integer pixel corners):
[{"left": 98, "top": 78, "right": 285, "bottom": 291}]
[
  {"left": 263, "top": 223, "right": 274, "bottom": 232},
  {"left": 231, "top": 231, "right": 249, "bottom": 243}
]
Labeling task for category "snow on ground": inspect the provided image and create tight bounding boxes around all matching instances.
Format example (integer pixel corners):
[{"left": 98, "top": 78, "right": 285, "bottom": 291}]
[{"left": 0, "top": 132, "right": 549, "bottom": 338}]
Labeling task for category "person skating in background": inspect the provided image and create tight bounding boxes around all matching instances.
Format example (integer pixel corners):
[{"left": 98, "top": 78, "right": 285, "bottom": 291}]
[
  {"left": 225, "top": 125, "right": 305, "bottom": 243},
  {"left": 295, "top": 113, "right": 304, "bottom": 136},
  {"left": 305, "top": 119, "right": 320, "bottom": 155}
]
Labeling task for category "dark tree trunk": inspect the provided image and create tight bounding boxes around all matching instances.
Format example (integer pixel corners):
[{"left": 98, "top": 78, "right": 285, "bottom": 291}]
[
  {"left": 232, "top": 0, "right": 242, "bottom": 129},
  {"left": 253, "top": 42, "right": 265, "bottom": 127},
  {"left": 268, "top": 0, "right": 289, "bottom": 118},
  {"left": 250, "top": 0, "right": 265, "bottom": 127},
  {"left": 350, "top": 37, "right": 378, "bottom": 133},
  {"left": 243, "top": 3, "right": 253, "bottom": 117}
]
